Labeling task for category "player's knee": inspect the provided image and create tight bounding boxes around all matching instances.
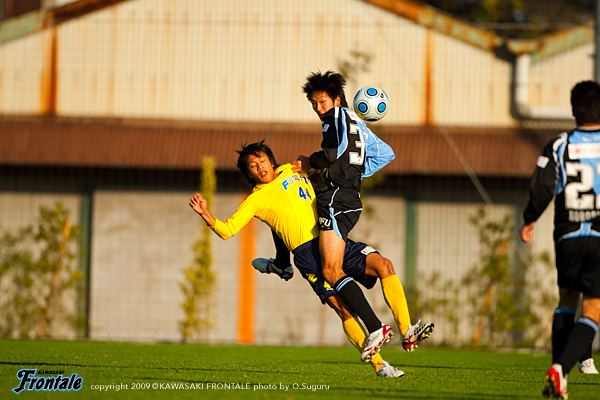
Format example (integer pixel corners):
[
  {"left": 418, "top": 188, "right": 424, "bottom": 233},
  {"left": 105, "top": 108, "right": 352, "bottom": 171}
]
[
  {"left": 582, "top": 298, "right": 600, "bottom": 324},
  {"left": 322, "top": 264, "right": 343, "bottom": 284},
  {"left": 381, "top": 257, "right": 395, "bottom": 276},
  {"left": 369, "top": 256, "right": 395, "bottom": 278}
]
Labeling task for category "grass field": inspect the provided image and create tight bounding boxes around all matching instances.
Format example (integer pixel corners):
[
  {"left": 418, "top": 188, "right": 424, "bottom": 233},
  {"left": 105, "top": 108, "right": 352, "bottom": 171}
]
[{"left": 0, "top": 340, "right": 597, "bottom": 399}]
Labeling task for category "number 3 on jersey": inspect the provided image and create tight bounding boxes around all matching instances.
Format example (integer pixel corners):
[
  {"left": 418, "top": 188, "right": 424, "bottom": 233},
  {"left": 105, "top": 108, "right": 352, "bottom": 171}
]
[
  {"left": 298, "top": 186, "right": 312, "bottom": 201},
  {"left": 349, "top": 123, "right": 365, "bottom": 165}
]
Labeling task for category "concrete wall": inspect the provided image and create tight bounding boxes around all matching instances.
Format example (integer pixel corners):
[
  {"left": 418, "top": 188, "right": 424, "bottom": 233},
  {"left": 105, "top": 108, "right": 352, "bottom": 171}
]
[{"left": 4, "top": 182, "right": 597, "bottom": 350}]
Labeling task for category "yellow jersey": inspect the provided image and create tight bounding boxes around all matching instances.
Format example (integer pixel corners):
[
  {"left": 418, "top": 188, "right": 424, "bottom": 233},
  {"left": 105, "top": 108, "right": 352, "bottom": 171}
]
[{"left": 211, "top": 164, "right": 320, "bottom": 251}]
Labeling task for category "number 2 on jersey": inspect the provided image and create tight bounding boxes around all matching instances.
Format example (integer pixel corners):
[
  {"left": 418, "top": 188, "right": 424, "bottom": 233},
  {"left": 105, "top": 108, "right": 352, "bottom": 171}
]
[{"left": 565, "top": 162, "right": 600, "bottom": 209}]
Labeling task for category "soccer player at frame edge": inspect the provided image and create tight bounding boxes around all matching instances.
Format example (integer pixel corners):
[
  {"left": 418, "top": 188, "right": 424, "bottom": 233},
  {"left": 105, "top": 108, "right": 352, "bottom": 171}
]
[
  {"left": 521, "top": 80, "right": 600, "bottom": 399},
  {"left": 189, "top": 141, "right": 434, "bottom": 377},
  {"left": 293, "top": 70, "right": 433, "bottom": 360}
]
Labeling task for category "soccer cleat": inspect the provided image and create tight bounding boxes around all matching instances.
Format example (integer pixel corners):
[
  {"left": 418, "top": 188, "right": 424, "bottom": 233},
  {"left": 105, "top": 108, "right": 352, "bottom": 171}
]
[
  {"left": 542, "top": 364, "right": 568, "bottom": 399},
  {"left": 251, "top": 258, "right": 293, "bottom": 281},
  {"left": 361, "top": 324, "right": 394, "bottom": 362},
  {"left": 376, "top": 360, "right": 404, "bottom": 378},
  {"left": 402, "top": 320, "right": 434, "bottom": 352},
  {"left": 577, "top": 358, "right": 598, "bottom": 374}
]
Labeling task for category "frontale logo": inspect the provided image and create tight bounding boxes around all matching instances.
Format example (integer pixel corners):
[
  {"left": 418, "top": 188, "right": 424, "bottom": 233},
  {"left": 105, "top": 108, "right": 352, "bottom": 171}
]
[{"left": 12, "top": 369, "right": 83, "bottom": 394}]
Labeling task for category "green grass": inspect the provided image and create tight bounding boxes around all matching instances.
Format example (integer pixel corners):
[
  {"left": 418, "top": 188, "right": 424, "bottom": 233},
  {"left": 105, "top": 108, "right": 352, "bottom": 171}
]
[{"left": 0, "top": 340, "right": 597, "bottom": 399}]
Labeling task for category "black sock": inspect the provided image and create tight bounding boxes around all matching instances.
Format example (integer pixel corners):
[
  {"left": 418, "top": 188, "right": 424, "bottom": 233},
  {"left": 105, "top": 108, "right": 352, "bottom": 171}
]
[
  {"left": 551, "top": 308, "right": 576, "bottom": 363},
  {"left": 579, "top": 346, "right": 593, "bottom": 363},
  {"left": 334, "top": 276, "right": 381, "bottom": 333},
  {"left": 557, "top": 318, "right": 598, "bottom": 375}
]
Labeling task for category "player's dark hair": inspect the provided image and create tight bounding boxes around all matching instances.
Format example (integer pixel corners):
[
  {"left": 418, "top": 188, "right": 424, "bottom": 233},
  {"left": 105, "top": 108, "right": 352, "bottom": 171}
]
[
  {"left": 236, "top": 140, "right": 279, "bottom": 187},
  {"left": 302, "top": 70, "right": 349, "bottom": 108},
  {"left": 571, "top": 80, "right": 600, "bottom": 125}
]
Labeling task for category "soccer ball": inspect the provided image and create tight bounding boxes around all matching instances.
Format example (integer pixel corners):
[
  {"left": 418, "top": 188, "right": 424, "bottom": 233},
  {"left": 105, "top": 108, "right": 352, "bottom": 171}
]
[{"left": 353, "top": 86, "right": 389, "bottom": 122}]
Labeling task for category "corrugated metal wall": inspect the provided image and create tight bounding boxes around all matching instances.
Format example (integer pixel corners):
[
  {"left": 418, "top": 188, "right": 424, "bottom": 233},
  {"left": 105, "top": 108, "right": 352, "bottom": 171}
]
[{"left": 0, "top": 0, "right": 592, "bottom": 124}]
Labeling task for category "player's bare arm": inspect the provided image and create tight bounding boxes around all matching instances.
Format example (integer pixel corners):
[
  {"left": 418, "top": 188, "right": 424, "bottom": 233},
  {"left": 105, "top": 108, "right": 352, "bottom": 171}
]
[{"left": 189, "top": 193, "right": 216, "bottom": 227}]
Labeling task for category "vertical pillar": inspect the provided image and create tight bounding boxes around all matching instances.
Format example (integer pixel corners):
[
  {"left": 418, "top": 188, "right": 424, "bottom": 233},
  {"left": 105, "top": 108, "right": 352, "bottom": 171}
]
[
  {"left": 237, "top": 210, "right": 255, "bottom": 343},
  {"left": 404, "top": 200, "right": 417, "bottom": 291},
  {"left": 78, "top": 189, "right": 93, "bottom": 338},
  {"left": 41, "top": 27, "right": 58, "bottom": 116}
]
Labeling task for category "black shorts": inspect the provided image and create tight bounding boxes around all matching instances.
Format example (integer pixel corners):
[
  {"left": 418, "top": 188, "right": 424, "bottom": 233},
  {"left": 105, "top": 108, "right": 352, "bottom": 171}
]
[
  {"left": 555, "top": 236, "right": 600, "bottom": 297},
  {"left": 316, "top": 187, "right": 362, "bottom": 241},
  {"left": 292, "top": 238, "right": 378, "bottom": 303}
]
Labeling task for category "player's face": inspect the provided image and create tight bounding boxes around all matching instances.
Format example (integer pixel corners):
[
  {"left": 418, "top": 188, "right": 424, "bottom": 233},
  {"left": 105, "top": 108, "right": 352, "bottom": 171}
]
[
  {"left": 247, "top": 153, "right": 275, "bottom": 184},
  {"left": 310, "top": 91, "right": 341, "bottom": 120}
]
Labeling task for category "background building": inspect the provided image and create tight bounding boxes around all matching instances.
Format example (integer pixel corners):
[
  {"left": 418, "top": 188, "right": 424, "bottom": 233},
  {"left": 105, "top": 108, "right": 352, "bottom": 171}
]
[{"left": 0, "top": 0, "right": 596, "bottom": 349}]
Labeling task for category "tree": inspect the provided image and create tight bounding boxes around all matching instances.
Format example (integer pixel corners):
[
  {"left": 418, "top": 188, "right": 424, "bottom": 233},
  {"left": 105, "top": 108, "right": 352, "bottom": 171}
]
[
  {"left": 180, "top": 157, "right": 217, "bottom": 342},
  {"left": 407, "top": 208, "right": 555, "bottom": 348},
  {"left": 0, "top": 202, "right": 82, "bottom": 339}
]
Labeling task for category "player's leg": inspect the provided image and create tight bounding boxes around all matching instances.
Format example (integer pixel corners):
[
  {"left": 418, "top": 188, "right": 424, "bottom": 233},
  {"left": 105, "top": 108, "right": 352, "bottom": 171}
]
[
  {"left": 547, "top": 298, "right": 599, "bottom": 397},
  {"left": 292, "top": 241, "right": 390, "bottom": 363},
  {"left": 364, "top": 253, "right": 411, "bottom": 336},
  {"left": 316, "top": 193, "right": 384, "bottom": 336},
  {"left": 363, "top": 251, "right": 433, "bottom": 351},
  {"left": 556, "top": 297, "right": 600, "bottom": 374},
  {"left": 320, "top": 230, "right": 382, "bottom": 333},
  {"left": 552, "top": 238, "right": 600, "bottom": 373},
  {"left": 578, "top": 297, "right": 600, "bottom": 373},
  {"left": 551, "top": 288, "right": 579, "bottom": 363},
  {"left": 324, "top": 295, "right": 391, "bottom": 375},
  {"left": 573, "top": 291, "right": 597, "bottom": 372},
  {"left": 340, "top": 316, "right": 404, "bottom": 378},
  {"left": 544, "top": 237, "right": 600, "bottom": 398},
  {"left": 319, "top": 229, "right": 347, "bottom": 284},
  {"left": 543, "top": 241, "right": 579, "bottom": 399}
]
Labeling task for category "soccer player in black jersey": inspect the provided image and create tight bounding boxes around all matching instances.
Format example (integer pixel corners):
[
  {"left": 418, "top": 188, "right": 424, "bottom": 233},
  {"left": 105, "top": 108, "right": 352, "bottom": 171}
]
[
  {"left": 294, "top": 70, "right": 432, "bottom": 362},
  {"left": 521, "top": 81, "right": 600, "bottom": 398}
]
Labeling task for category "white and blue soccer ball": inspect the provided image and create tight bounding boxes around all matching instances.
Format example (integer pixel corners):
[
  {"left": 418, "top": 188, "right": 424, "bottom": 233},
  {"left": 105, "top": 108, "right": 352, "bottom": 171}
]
[{"left": 353, "top": 86, "right": 389, "bottom": 122}]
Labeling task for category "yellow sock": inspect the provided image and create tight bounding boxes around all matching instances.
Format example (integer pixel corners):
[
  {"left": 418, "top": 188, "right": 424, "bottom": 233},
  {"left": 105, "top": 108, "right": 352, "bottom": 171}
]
[
  {"left": 381, "top": 275, "right": 412, "bottom": 336},
  {"left": 342, "top": 317, "right": 384, "bottom": 372}
]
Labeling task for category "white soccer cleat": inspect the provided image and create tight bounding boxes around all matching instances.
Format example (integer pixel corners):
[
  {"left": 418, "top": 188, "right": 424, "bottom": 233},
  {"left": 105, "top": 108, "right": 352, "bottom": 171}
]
[
  {"left": 402, "top": 320, "right": 434, "bottom": 352},
  {"left": 251, "top": 258, "right": 293, "bottom": 281},
  {"left": 376, "top": 360, "right": 404, "bottom": 378},
  {"left": 361, "top": 324, "right": 394, "bottom": 362},
  {"left": 577, "top": 358, "right": 598, "bottom": 374}
]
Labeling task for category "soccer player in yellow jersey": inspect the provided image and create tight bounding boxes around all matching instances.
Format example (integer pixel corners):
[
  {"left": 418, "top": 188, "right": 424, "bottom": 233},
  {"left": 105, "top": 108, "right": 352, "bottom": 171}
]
[{"left": 189, "top": 141, "right": 433, "bottom": 377}]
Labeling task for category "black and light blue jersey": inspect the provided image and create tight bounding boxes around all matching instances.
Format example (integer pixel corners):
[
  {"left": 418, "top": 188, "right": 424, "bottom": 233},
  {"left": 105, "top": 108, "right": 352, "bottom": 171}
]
[
  {"left": 309, "top": 107, "right": 393, "bottom": 191},
  {"left": 524, "top": 128, "right": 600, "bottom": 241}
]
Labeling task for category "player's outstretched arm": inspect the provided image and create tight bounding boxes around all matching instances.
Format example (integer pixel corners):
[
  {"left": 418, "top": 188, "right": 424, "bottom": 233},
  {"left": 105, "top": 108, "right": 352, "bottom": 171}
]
[{"left": 189, "top": 193, "right": 216, "bottom": 227}]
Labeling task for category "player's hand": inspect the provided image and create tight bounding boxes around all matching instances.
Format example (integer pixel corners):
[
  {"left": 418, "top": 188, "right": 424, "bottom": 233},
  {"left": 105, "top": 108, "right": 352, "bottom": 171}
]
[
  {"left": 291, "top": 160, "right": 303, "bottom": 173},
  {"left": 292, "top": 155, "right": 311, "bottom": 173},
  {"left": 189, "top": 193, "right": 208, "bottom": 215},
  {"left": 520, "top": 222, "right": 535, "bottom": 243}
]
